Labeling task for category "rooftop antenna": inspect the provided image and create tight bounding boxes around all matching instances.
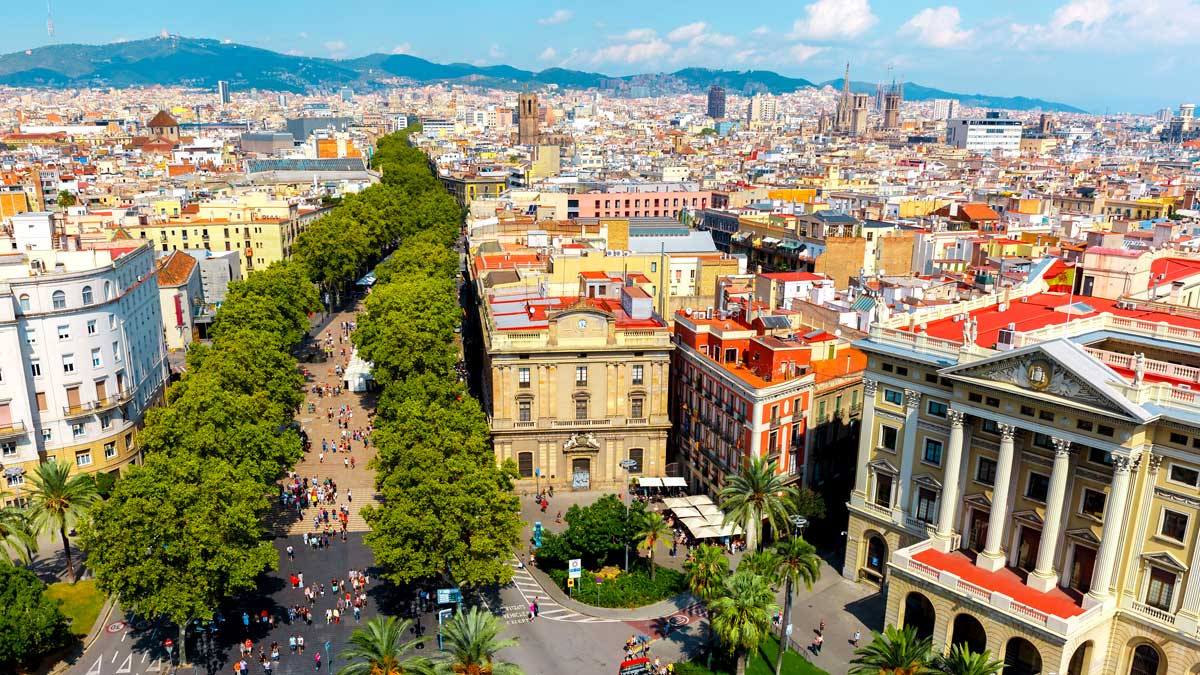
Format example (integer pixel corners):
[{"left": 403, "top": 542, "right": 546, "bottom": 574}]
[{"left": 46, "top": 0, "right": 55, "bottom": 41}]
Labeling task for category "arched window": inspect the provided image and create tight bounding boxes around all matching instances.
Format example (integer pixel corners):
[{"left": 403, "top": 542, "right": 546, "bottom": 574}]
[
  {"left": 902, "top": 592, "right": 936, "bottom": 641},
  {"left": 103, "top": 281, "right": 112, "bottom": 300},
  {"left": 627, "top": 448, "right": 644, "bottom": 474},
  {"left": 81, "top": 285, "right": 94, "bottom": 305},
  {"left": 1004, "top": 637, "right": 1043, "bottom": 675},
  {"left": 18, "top": 294, "right": 30, "bottom": 312},
  {"left": 1130, "top": 644, "right": 1161, "bottom": 675},
  {"left": 951, "top": 614, "right": 987, "bottom": 655},
  {"left": 51, "top": 290, "right": 66, "bottom": 310}
]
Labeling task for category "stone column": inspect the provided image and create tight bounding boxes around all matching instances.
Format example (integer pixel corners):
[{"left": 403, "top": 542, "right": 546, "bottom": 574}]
[
  {"left": 1086, "top": 455, "right": 1134, "bottom": 606},
  {"left": 1176, "top": 457, "right": 1200, "bottom": 631},
  {"left": 893, "top": 388, "right": 922, "bottom": 525},
  {"left": 1029, "top": 438, "right": 1073, "bottom": 592},
  {"left": 853, "top": 380, "right": 878, "bottom": 496},
  {"left": 934, "top": 409, "right": 966, "bottom": 551},
  {"left": 977, "top": 423, "right": 1016, "bottom": 572}
]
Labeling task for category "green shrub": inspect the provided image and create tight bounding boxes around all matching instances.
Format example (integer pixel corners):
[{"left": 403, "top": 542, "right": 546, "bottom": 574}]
[{"left": 546, "top": 559, "right": 685, "bottom": 608}]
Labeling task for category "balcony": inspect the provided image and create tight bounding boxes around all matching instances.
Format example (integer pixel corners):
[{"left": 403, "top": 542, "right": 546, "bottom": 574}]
[
  {"left": 627, "top": 417, "right": 648, "bottom": 425},
  {"left": 1129, "top": 601, "right": 1176, "bottom": 627},
  {"left": 93, "top": 390, "right": 134, "bottom": 412},
  {"left": 62, "top": 402, "right": 94, "bottom": 417},
  {"left": 551, "top": 419, "right": 612, "bottom": 428},
  {"left": 891, "top": 540, "right": 1104, "bottom": 638},
  {"left": 0, "top": 421, "right": 26, "bottom": 439}
]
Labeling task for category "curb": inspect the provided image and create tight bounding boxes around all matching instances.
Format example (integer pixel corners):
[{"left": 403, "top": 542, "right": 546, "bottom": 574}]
[{"left": 46, "top": 596, "right": 117, "bottom": 675}]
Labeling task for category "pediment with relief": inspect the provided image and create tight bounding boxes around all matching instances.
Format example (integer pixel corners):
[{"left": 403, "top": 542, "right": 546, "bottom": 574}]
[{"left": 941, "top": 340, "right": 1147, "bottom": 420}]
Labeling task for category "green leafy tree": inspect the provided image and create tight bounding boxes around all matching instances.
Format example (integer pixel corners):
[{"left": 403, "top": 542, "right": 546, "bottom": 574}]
[
  {"left": 0, "top": 559, "right": 70, "bottom": 669},
  {"left": 718, "top": 456, "right": 797, "bottom": 552},
  {"left": 849, "top": 625, "right": 934, "bottom": 675},
  {"left": 336, "top": 616, "right": 434, "bottom": 675},
  {"left": 684, "top": 543, "right": 729, "bottom": 665},
  {"left": 931, "top": 644, "right": 1003, "bottom": 675},
  {"left": 0, "top": 506, "right": 38, "bottom": 564},
  {"left": 636, "top": 512, "right": 671, "bottom": 580},
  {"left": 25, "top": 459, "right": 97, "bottom": 581},
  {"left": 434, "top": 607, "right": 522, "bottom": 675},
  {"left": 708, "top": 570, "right": 779, "bottom": 675},
  {"left": 770, "top": 538, "right": 821, "bottom": 675},
  {"left": 80, "top": 451, "right": 277, "bottom": 665},
  {"left": 531, "top": 494, "right": 644, "bottom": 570},
  {"left": 353, "top": 277, "right": 460, "bottom": 386},
  {"left": 788, "top": 487, "right": 827, "bottom": 522}
]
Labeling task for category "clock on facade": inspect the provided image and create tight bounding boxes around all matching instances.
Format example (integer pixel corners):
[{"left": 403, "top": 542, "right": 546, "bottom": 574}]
[{"left": 577, "top": 319, "right": 587, "bottom": 330}]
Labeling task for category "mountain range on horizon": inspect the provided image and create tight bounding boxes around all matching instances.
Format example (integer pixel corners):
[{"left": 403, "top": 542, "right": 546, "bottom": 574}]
[{"left": 0, "top": 35, "right": 1088, "bottom": 114}]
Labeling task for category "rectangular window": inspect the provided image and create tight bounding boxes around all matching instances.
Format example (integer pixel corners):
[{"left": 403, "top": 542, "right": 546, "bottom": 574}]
[
  {"left": 41, "top": 428, "right": 51, "bottom": 442},
  {"left": 25, "top": 328, "right": 36, "bottom": 345},
  {"left": 0, "top": 442, "right": 15, "bottom": 458},
  {"left": 87, "top": 319, "right": 97, "bottom": 335},
  {"left": 915, "top": 487, "right": 938, "bottom": 523},
  {"left": 57, "top": 324, "right": 70, "bottom": 340},
  {"left": 927, "top": 400, "right": 948, "bottom": 417},
  {"left": 1170, "top": 432, "right": 1189, "bottom": 445},
  {"left": 30, "top": 361, "right": 41, "bottom": 377},
  {"left": 575, "top": 366, "right": 587, "bottom": 386},
  {"left": 884, "top": 389, "right": 903, "bottom": 405},
  {"left": 575, "top": 399, "right": 588, "bottom": 420},
  {"left": 1169, "top": 464, "right": 1200, "bottom": 488},
  {"left": 62, "top": 354, "right": 74, "bottom": 373},
  {"left": 1020, "top": 405, "right": 1035, "bottom": 417},
  {"left": 923, "top": 438, "right": 944, "bottom": 465},
  {"left": 985, "top": 396, "right": 1000, "bottom": 408},
  {"left": 75, "top": 450, "right": 91, "bottom": 467},
  {"left": 1097, "top": 424, "right": 1115, "bottom": 437},
  {"left": 518, "top": 367, "right": 530, "bottom": 388},
  {"left": 1146, "top": 567, "right": 1176, "bottom": 611},
  {"left": 72, "top": 422, "right": 86, "bottom": 438},
  {"left": 1161, "top": 509, "right": 1189, "bottom": 542},
  {"left": 880, "top": 425, "right": 899, "bottom": 451},
  {"left": 925, "top": 373, "right": 938, "bottom": 384},
  {"left": 100, "top": 413, "right": 111, "bottom": 430},
  {"left": 1080, "top": 488, "right": 1106, "bottom": 519},
  {"left": 874, "top": 474, "right": 893, "bottom": 508},
  {"left": 1039, "top": 409, "right": 1055, "bottom": 422},
  {"left": 1026, "top": 472, "right": 1050, "bottom": 502},
  {"left": 630, "top": 399, "right": 644, "bottom": 418},
  {"left": 632, "top": 365, "right": 644, "bottom": 386},
  {"left": 768, "top": 430, "right": 778, "bottom": 453},
  {"left": 895, "top": 366, "right": 909, "bottom": 377},
  {"left": 113, "top": 341, "right": 122, "bottom": 363},
  {"left": 976, "top": 457, "right": 997, "bottom": 485},
  {"left": 91, "top": 348, "right": 102, "bottom": 368},
  {"left": 881, "top": 363, "right": 894, "bottom": 372},
  {"left": 1033, "top": 432, "right": 1054, "bottom": 449},
  {"left": 104, "top": 442, "right": 117, "bottom": 460},
  {"left": 980, "top": 419, "right": 1000, "bottom": 435},
  {"left": 968, "top": 392, "right": 983, "bottom": 403},
  {"left": 517, "top": 400, "right": 531, "bottom": 422},
  {"left": 1088, "top": 447, "right": 1113, "bottom": 467},
  {"left": 1076, "top": 419, "right": 1093, "bottom": 431}
]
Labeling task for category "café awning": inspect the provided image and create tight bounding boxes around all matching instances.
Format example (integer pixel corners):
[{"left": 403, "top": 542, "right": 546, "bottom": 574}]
[{"left": 636, "top": 476, "right": 664, "bottom": 487}]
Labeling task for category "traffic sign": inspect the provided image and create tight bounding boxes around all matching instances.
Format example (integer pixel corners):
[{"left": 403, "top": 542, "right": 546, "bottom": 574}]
[
  {"left": 568, "top": 558, "right": 582, "bottom": 579},
  {"left": 437, "top": 588, "right": 462, "bottom": 604},
  {"left": 567, "top": 578, "right": 575, "bottom": 588},
  {"left": 596, "top": 576, "right": 603, "bottom": 585},
  {"left": 164, "top": 639, "right": 173, "bottom": 648}
]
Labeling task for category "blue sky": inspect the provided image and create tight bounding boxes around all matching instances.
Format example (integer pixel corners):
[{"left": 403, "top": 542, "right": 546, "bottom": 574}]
[{"left": 5, "top": 0, "right": 1199, "bottom": 112}]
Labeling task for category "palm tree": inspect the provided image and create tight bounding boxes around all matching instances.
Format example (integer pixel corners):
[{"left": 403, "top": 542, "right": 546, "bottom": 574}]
[
  {"left": 770, "top": 538, "right": 821, "bottom": 675},
  {"left": 435, "top": 606, "right": 523, "bottom": 675},
  {"left": 708, "top": 569, "right": 779, "bottom": 675},
  {"left": 718, "top": 456, "right": 796, "bottom": 552},
  {"left": 684, "top": 543, "right": 729, "bottom": 667},
  {"left": 740, "top": 550, "right": 782, "bottom": 579},
  {"left": 337, "top": 616, "right": 434, "bottom": 675},
  {"left": 636, "top": 512, "right": 672, "bottom": 581},
  {"left": 0, "top": 506, "right": 38, "bottom": 564},
  {"left": 849, "top": 625, "right": 934, "bottom": 675},
  {"left": 25, "top": 459, "right": 97, "bottom": 582},
  {"left": 931, "top": 644, "right": 1003, "bottom": 675}
]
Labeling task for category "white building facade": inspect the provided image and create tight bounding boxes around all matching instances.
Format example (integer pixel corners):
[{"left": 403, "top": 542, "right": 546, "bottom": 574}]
[{"left": 946, "top": 112, "right": 1023, "bottom": 154}]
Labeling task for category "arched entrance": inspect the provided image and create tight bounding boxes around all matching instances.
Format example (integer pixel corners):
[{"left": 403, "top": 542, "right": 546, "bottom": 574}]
[
  {"left": 1004, "top": 637, "right": 1043, "bottom": 675},
  {"left": 865, "top": 534, "right": 887, "bottom": 579},
  {"left": 571, "top": 457, "right": 590, "bottom": 489},
  {"left": 902, "top": 592, "right": 936, "bottom": 641},
  {"left": 1067, "top": 641, "right": 1093, "bottom": 675},
  {"left": 1129, "top": 644, "right": 1162, "bottom": 675},
  {"left": 950, "top": 614, "right": 987, "bottom": 654}
]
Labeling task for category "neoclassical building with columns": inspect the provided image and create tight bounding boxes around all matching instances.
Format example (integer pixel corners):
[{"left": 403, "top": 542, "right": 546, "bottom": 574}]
[{"left": 844, "top": 290, "right": 1200, "bottom": 675}]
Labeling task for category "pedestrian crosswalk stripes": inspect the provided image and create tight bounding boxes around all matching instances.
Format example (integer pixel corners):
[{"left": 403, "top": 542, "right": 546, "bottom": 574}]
[{"left": 505, "top": 558, "right": 618, "bottom": 624}]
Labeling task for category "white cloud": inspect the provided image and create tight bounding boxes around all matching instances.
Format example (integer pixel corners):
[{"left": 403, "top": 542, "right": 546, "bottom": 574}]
[
  {"left": 537, "top": 9, "right": 573, "bottom": 26},
  {"left": 538, "top": 47, "right": 558, "bottom": 60},
  {"left": 298, "top": 31, "right": 309, "bottom": 39},
  {"left": 667, "top": 21, "right": 709, "bottom": 42},
  {"left": 788, "top": 43, "right": 825, "bottom": 62},
  {"left": 391, "top": 43, "right": 413, "bottom": 55},
  {"left": 750, "top": 25, "right": 771, "bottom": 36},
  {"left": 900, "top": 6, "right": 975, "bottom": 48},
  {"left": 790, "top": 0, "right": 877, "bottom": 40},
  {"left": 1011, "top": 0, "right": 1200, "bottom": 48},
  {"left": 488, "top": 43, "right": 505, "bottom": 59},
  {"left": 620, "top": 28, "right": 658, "bottom": 41},
  {"left": 324, "top": 40, "right": 347, "bottom": 56},
  {"left": 733, "top": 49, "right": 759, "bottom": 63},
  {"left": 590, "top": 39, "right": 671, "bottom": 64}
]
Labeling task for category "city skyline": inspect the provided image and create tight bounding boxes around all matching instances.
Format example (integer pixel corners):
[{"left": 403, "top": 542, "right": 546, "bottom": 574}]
[{"left": 2, "top": 0, "right": 1197, "bottom": 112}]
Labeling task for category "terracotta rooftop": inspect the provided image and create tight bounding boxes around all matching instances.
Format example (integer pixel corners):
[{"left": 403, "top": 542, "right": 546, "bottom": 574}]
[
  {"left": 155, "top": 250, "right": 197, "bottom": 287},
  {"left": 147, "top": 110, "right": 179, "bottom": 128}
]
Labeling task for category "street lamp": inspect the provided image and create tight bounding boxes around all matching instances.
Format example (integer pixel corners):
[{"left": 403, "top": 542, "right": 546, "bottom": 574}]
[
  {"left": 788, "top": 514, "right": 809, "bottom": 538},
  {"left": 620, "top": 458, "right": 638, "bottom": 571},
  {"left": 534, "top": 467, "right": 540, "bottom": 498}
]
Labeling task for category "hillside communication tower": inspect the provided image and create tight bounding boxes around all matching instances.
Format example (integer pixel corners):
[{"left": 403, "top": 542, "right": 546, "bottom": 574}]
[{"left": 46, "top": 0, "right": 55, "bottom": 40}]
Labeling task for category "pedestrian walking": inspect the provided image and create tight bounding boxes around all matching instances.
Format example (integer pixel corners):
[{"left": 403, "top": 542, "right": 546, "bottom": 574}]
[
  {"left": 852, "top": 630, "right": 861, "bottom": 647},
  {"left": 314, "top": 652, "right": 321, "bottom": 671}
]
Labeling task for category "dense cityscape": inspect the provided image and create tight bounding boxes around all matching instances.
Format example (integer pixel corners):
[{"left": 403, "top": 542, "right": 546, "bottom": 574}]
[{"left": 0, "top": 4, "right": 1198, "bottom": 675}]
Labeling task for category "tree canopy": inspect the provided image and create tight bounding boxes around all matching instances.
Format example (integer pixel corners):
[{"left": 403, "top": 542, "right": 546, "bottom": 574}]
[{"left": 0, "top": 559, "right": 70, "bottom": 669}]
